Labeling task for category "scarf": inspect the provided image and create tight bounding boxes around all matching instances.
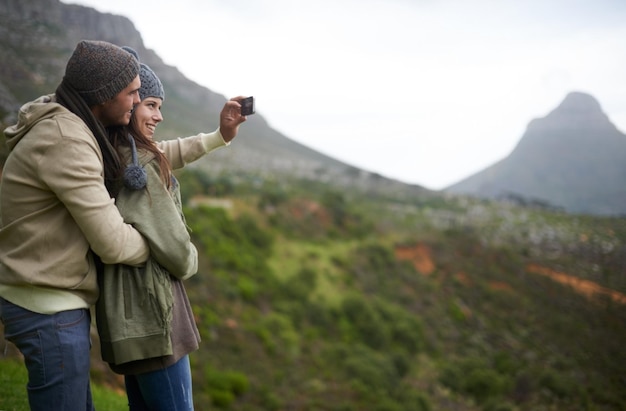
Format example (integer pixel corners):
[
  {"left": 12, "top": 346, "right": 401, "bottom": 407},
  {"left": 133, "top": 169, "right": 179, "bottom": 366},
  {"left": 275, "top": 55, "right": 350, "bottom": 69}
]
[{"left": 55, "top": 79, "right": 122, "bottom": 196}]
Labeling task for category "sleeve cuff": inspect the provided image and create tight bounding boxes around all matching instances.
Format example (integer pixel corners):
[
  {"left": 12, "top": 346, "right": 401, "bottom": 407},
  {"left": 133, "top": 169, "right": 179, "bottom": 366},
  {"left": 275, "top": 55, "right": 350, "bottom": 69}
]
[{"left": 201, "top": 129, "right": 230, "bottom": 153}]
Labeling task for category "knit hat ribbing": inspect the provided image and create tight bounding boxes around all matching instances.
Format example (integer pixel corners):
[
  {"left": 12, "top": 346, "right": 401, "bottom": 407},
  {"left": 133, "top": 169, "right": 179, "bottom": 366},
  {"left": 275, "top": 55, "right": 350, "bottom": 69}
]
[
  {"left": 122, "top": 47, "right": 165, "bottom": 101},
  {"left": 64, "top": 40, "right": 140, "bottom": 106},
  {"left": 139, "top": 64, "right": 165, "bottom": 101}
]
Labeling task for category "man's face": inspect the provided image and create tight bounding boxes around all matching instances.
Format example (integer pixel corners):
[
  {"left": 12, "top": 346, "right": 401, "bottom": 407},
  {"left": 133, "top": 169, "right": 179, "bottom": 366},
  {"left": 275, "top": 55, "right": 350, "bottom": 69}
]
[{"left": 91, "top": 75, "right": 141, "bottom": 127}]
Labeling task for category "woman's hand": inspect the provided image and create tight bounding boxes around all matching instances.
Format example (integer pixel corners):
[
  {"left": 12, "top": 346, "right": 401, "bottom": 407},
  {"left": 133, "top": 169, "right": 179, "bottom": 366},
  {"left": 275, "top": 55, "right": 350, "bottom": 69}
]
[{"left": 219, "top": 96, "right": 249, "bottom": 142}]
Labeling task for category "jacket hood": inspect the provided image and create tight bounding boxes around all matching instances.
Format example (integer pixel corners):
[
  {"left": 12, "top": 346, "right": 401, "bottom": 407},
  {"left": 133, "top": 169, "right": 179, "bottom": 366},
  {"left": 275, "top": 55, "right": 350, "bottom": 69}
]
[{"left": 4, "top": 94, "right": 68, "bottom": 151}]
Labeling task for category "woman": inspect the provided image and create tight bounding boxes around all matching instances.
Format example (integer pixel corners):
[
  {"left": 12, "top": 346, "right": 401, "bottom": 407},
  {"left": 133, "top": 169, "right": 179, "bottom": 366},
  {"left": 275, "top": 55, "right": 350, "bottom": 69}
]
[{"left": 95, "top": 49, "right": 247, "bottom": 410}]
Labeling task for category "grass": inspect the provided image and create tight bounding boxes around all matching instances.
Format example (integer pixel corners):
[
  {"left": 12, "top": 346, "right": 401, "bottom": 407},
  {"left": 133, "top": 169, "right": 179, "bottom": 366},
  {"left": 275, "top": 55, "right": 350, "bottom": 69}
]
[
  {"left": 0, "top": 358, "right": 25, "bottom": 411},
  {"left": 268, "top": 237, "right": 358, "bottom": 305},
  {"left": 0, "top": 358, "right": 128, "bottom": 411}
]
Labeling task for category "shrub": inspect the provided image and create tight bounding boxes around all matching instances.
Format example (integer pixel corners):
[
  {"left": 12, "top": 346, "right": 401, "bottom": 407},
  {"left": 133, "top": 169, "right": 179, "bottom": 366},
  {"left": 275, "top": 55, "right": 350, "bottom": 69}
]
[
  {"left": 252, "top": 312, "right": 301, "bottom": 359},
  {"left": 397, "top": 389, "right": 432, "bottom": 411},
  {"left": 225, "top": 371, "right": 250, "bottom": 395},
  {"left": 258, "top": 387, "right": 282, "bottom": 411},
  {"left": 340, "top": 344, "right": 399, "bottom": 394},
  {"left": 439, "top": 358, "right": 510, "bottom": 404},
  {"left": 463, "top": 368, "right": 509, "bottom": 404},
  {"left": 209, "top": 389, "right": 235, "bottom": 408},
  {"left": 483, "top": 399, "right": 515, "bottom": 411},
  {"left": 203, "top": 366, "right": 250, "bottom": 409},
  {"left": 185, "top": 206, "right": 276, "bottom": 293},
  {"left": 280, "top": 267, "right": 317, "bottom": 301},
  {"left": 493, "top": 351, "right": 520, "bottom": 375},
  {"left": 539, "top": 369, "right": 577, "bottom": 399},
  {"left": 341, "top": 294, "right": 391, "bottom": 349},
  {"left": 236, "top": 276, "right": 259, "bottom": 301}
]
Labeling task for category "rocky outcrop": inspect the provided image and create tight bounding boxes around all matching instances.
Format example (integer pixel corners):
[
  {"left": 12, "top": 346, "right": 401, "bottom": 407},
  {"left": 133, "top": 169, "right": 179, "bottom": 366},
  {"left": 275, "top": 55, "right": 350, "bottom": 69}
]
[
  {"left": 446, "top": 92, "right": 626, "bottom": 215},
  {"left": 0, "top": 0, "right": 423, "bottom": 197}
]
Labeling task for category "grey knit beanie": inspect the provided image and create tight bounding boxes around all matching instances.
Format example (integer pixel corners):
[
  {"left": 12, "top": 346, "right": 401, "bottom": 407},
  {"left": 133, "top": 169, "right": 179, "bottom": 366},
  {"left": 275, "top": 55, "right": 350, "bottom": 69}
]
[
  {"left": 65, "top": 40, "right": 140, "bottom": 106},
  {"left": 122, "top": 47, "right": 164, "bottom": 101}
]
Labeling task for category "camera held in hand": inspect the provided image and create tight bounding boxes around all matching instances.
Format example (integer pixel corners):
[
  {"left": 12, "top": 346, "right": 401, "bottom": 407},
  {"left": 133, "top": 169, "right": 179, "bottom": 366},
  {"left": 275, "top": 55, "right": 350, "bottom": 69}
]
[{"left": 239, "top": 96, "right": 255, "bottom": 116}]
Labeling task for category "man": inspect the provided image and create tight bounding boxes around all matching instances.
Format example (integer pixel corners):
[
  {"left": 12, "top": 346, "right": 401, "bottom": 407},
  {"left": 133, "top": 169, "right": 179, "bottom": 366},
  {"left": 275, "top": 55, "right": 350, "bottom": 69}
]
[{"left": 0, "top": 40, "right": 150, "bottom": 411}]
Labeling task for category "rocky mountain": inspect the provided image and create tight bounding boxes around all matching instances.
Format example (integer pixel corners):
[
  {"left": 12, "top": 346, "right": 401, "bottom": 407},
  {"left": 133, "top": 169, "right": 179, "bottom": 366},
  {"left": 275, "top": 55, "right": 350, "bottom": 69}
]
[
  {"left": 0, "top": 0, "right": 425, "bottom": 197},
  {"left": 3, "top": 0, "right": 624, "bottom": 215},
  {"left": 445, "top": 92, "right": 626, "bottom": 216}
]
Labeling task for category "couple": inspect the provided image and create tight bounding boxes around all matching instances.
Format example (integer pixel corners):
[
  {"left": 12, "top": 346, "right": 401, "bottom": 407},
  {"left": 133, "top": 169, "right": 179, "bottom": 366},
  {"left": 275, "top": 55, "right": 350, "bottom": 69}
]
[{"left": 0, "top": 40, "right": 249, "bottom": 410}]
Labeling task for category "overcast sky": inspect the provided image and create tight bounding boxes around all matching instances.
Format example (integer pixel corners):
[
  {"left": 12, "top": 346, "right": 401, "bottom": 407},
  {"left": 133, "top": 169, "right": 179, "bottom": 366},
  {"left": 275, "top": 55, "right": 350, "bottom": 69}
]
[{"left": 66, "top": 0, "right": 626, "bottom": 190}]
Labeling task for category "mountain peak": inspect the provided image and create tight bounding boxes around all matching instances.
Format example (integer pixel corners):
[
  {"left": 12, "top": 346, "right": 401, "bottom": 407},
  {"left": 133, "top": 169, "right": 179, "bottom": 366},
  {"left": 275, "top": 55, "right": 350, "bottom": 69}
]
[
  {"left": 446, "top": 91, "right": 626, "bottom": 215},
  {"left": 556, "top": 91, "right": 603, "bottom": 115},
  {"left": 528, "top": 90, "right": 614, "bottom": 133}
]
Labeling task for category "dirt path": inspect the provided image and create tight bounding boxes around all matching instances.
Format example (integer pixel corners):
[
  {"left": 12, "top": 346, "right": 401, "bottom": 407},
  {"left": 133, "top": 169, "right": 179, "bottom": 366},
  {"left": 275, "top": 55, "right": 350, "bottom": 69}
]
[
  {"left": 526, "top": 264, "right": 626, "bottom": 306},
  {"left": 395, "top": 244, "right": 435, "bottom": 275},
  {"left": 394, "top": 243, "right": 626, "bottom": 306}
]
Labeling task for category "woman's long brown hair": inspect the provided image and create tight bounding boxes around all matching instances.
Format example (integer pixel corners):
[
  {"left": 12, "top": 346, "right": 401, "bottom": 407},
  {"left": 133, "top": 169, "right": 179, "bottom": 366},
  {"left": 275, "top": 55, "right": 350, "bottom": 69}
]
[{"left": 109, "top": 113, "right": 172, "bottom": 192}]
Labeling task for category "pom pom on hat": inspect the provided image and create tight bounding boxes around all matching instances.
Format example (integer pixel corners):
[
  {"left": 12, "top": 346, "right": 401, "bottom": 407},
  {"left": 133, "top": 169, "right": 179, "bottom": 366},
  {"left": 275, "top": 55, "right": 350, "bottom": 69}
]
[
  {"left": 122, "top": 46, "right": 165, "bottom": 101},
  {"left": 65, "top": 40, "right": 139, "bottom": 106},
  {"left": 123, "top": 135, "right": 147, "bottom": 190},
  {"left": 124, "top": 163, "right": 147, "bottom": 190}
]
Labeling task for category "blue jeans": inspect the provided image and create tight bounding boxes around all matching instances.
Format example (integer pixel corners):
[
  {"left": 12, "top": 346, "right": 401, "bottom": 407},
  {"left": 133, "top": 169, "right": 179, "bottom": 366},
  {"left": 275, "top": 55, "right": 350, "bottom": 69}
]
[
  {"left": 0, "top": 298, "right": 94, "bottom": 411},
  {"left": 125, "top": 355, "right": 194, "bottom": 411}
]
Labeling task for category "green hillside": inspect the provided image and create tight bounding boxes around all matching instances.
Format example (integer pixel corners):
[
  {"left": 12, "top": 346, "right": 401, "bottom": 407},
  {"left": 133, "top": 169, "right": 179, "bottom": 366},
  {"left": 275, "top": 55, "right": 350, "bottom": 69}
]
[
  {"left": 2, "top": 169, "right": 625, "bottom": 410},
  {"left": 146, "top": 172, "right": 625, "bottom": 410},
  {"left": 190, "top": 173, "right": 626, "bottom": 411}
]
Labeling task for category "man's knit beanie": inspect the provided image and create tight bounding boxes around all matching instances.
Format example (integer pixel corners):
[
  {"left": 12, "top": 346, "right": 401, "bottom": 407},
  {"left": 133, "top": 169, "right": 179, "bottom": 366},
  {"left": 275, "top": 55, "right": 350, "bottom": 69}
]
[
  {"left": 122, "top": 47, "right": 165, "bottom": 101},
  {"left": 64, "top": 40, "right": 140, "bottom": 106}
]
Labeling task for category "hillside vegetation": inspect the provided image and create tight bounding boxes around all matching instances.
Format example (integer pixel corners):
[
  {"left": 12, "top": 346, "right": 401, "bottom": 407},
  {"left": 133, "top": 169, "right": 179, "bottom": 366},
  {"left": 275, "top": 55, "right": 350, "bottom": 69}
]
[
  {"left": 1, "top": 168, "right": 625, "bottom": 411},
  {"left": 101, "top": 171, "right": 626, "bottom": 410}
]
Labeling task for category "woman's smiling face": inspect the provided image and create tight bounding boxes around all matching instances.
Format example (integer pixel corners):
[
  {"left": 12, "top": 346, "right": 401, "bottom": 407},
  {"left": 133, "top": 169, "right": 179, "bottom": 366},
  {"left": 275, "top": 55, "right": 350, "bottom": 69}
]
[{"left": 133, "top": 96, "right": 163, "bottom": 139}]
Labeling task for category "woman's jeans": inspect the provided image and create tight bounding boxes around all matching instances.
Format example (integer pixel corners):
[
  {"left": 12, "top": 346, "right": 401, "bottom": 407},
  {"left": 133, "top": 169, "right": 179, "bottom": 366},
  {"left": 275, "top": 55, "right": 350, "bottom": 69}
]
[
  {"left": 0, "top": 297, "right": 94, "bottom": 411},
  {"left": 125, "top": 355, "right": 194, "bottom": 411}
]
